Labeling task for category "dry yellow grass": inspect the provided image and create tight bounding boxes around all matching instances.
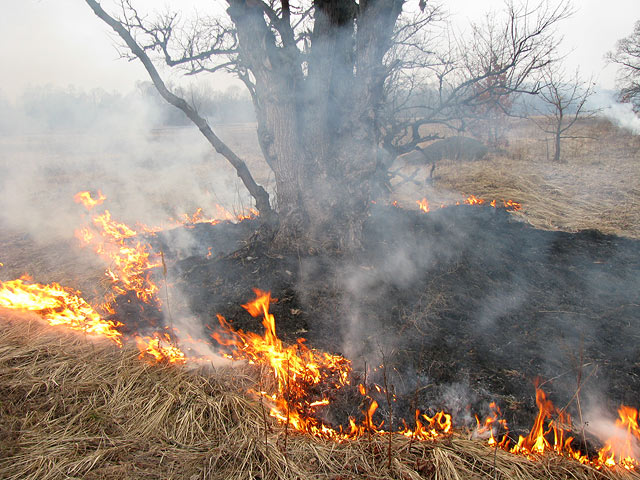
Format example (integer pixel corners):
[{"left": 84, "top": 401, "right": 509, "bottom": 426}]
[
  {"left": 1, "top": 313, "right": 638, "bottom": 480},
  {"left": 391, "top": 118, "right": 640, "bottom": 238}
]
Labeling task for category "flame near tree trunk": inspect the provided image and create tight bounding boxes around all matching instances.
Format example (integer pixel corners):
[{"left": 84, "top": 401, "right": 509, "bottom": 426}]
[{"left": 0, "top": 191, "right": 638, "bottom": 470}]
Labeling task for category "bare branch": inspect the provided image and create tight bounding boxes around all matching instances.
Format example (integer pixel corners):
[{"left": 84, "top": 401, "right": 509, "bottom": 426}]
[
  {"left": 526, "top": 66, "right": 598, "bottom": 162},
  {"left": 607, "top": 20, "right": 640, "bottom": 112},
  {"left": 85, "top": 0, "right": 273, "bottom": 218}
]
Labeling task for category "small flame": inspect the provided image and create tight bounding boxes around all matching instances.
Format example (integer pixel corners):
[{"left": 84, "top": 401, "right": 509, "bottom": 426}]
[
  {"left": 74, "top": 190, "right": 106, "bottom": 210},
  {"left": 477, "top": 383, "right": 639, "bottom": 469},
  {"left": 464, "top": 195, "right": 485, "bottom": 206},
  {"left": 135, "top": 333, "right": 186, "bottom": 364},
  {"left": 414, "top": 195, "right": 520, "bottom": 213},
  {"left": 503, "top": 200, "right": 522, "bottom": 211}
]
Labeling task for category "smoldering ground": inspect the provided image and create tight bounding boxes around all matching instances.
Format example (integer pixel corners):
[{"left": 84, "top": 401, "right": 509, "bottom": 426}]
[
  {"left": 1, "top": 81, "right": 639, "bottom": 444},
  {"left": 158, "top": 200, "right": 640, "bottom": 438}
]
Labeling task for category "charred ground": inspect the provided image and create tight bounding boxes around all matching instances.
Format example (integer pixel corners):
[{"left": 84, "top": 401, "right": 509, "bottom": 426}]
[{"left": 145, "top": 204, "right": 640, "bottom": 435}]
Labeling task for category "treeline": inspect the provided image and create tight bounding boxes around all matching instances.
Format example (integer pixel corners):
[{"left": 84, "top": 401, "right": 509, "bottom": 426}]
[{"left": 0, "top": 82, "right": 255, "bottom": 133}]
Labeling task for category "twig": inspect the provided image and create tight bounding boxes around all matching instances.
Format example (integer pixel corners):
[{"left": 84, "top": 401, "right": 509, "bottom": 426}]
[
  {"left": 381, "top": 351, "right": 394, "bottom": 469},
  {"left": 493, "top": 440, "right": 499, "bottom": 480},
  {"left": 160, "top": 250, "right": 175, "bottom": 346},
  {"left": 259, "top": 367, "right": 269, "bottom": 451},
  {"left": 574, "top": 337, "right": 588, "bottom": 454},
  {"left": 284, "top": 352, "right": 290, "bottom": 465}
]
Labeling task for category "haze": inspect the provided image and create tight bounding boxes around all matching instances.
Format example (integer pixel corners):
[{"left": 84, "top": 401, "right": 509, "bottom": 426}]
[{"left": 1, "top": 0, "right": 638, "bottom": 101}]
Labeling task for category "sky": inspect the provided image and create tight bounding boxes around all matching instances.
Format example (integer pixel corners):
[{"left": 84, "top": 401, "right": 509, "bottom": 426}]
[{"left": 0, "top": 0, "right": 638, "bottom": 101}]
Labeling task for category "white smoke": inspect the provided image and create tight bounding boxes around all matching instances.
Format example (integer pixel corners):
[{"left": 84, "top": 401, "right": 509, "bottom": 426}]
[{"left": 589, "top": 89, "right": 640, "bottom": 134}]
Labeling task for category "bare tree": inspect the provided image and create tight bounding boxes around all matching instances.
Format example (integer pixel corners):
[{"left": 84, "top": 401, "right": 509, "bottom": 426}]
[
  {"left": 529, "top": 67, "right": 596, "bottom": 163},
  {"left": 607, "top": 19, "right": 640, "bottom": 113},
  {"left": 379, "top": 1, "right": 572, "bottom": 160},
  {"left": 84, "top": 0, "right": 571, "bottom": 251}
]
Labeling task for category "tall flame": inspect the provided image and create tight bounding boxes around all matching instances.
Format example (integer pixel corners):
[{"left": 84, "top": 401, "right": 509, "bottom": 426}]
[
  {"left": 598, "top": 406, "right": 640, "bottom": 470},
  {"left": 212, "top": 289, "right": 453, "bottom": 440},
  {"left": 75, "top": 207, "right": 162, "bottom": 308}
]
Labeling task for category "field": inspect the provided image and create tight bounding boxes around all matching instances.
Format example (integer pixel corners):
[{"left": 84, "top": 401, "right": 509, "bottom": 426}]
[
  {"left": 0, "top": 117, "right": 638, "bottom": 243},
  {"left": 391, "top": 117, "right": 640, "bottom": 239},
  {"left": 0, "top": 117, "right": 639, "bottom": 479}
]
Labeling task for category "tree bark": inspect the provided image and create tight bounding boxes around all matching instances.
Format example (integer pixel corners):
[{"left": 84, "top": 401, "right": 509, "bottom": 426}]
[{"left": 553, "top": 130, "right": 561, "bottom": 163}]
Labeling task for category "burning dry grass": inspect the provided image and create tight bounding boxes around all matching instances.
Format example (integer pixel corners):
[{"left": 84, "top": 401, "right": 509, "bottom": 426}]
[
  {"left": 433, "top": 154, "right": 640, "bottom": 239},
  {"left": 392, "top": 118, "right": 640, "bottom": 239},
  {"left": 1, "top": 315, "right": 638, "bottom": 480}
]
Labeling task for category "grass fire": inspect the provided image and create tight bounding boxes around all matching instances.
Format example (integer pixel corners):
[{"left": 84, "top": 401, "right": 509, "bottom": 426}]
[
  {"left": 1, "top": 187, "right": 640, "bottom": 478},
  {"left": 2, "top": 1, "right": 640, "bottom": 478}
]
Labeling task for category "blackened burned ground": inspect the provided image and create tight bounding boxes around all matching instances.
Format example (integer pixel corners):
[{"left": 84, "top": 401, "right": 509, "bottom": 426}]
[{"left": 162, "top": 206, "right": 640, "bottom": 433}]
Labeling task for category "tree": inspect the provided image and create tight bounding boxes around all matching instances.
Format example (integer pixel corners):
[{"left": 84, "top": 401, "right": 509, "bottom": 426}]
[
  {"left": 84, "top": 0, "right": 570, "bottom": 251},
  {"left": 379, "top": 1, "right": 571, "bottom": 157},
  {"left": 528, "top": 67, "right": 596, "bottom": 163},
  {"left": 607, "top": 20, "right": 640, "bottom": 113}
]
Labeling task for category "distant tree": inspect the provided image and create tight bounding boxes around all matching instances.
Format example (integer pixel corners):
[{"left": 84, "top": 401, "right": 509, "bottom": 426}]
[
  {"left": 607, "top": 20, "right": 640, "bottom": 113},
  {"left": 464, "top": 63, "right": 516, "bottom": 149},
  {"left": 529, "top": 67, "right": 596, "bottom": 163},
  {"left": 380, "top": 1, "right": 570, "bottom": 158}
]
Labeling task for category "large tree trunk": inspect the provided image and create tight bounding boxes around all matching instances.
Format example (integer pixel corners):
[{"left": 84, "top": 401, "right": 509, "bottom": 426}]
[{"left": 229, "top": 0, "right": 403, "bottom": 252}]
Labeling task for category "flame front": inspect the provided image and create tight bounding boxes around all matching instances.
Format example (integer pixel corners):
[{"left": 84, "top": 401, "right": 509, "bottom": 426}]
[
  {"left": 476, "top": 383, "right": 639, "bottom": 469},
  {"left": 212, "top": 289, "right": 453, "bottom": 441},
  {"left": 212, "top": 289, "right": 353, "bottom": 437},
  {"left": 4, "top": 190, "right": 640, "bottom": 470},
  {"left": 597, "top": 406, "right": 640, "bottom": 470},
  {"left": 0, "top": 277, "right": 123, "bottom": 345},
  {"left": 413, "top": 195, "right": 521, "bottom": 213},
  {"left": 75, "top": 209, "right": 161, "bottom": 307}
]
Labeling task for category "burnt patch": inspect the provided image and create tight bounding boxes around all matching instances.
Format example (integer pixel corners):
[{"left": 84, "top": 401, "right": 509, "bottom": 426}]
[{"left": 166, "top": 205, "right": 640, "bottom": 431}]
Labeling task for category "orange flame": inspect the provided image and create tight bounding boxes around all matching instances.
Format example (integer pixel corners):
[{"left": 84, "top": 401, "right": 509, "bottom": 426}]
[
  {"left": 135, "top": 333, "right": 186, "bottom": 364},
  {"left": 75, "top": 209, "right": 161, "bottom": 307},
  {"left": 477, "top": 383, "right": 640, "bottom": 469},
  {"left": 0, "top": 277, "right": 123, "bottom": 345},
  {"left": 74, "top": 190, "right": 106, "bottom": 210},
  {"left": 597, "top": 406, "right": 640, "bottom": 470},
  {"left": 139, "top": 206, "right": 260, "bottom": 234},
  {"left": 212, "top": 289, "right": 352, "bottom": 437},
  {"left": 475, "top": 402, "right": 509, "bottom": 448},
  {"left": 414, "top": 195, "right": 520, "bottom": 213},
  {"left": 464, "top": 195, "right": 485, "bottom": 206},
  {"left": 212, "top": 289, "right": 455, "bottom": 441},
  {"left": 503, "top": 200, "right": 522, "bottom": 211}
]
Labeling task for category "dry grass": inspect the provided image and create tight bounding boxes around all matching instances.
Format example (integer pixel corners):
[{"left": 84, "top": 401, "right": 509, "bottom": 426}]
[
  {"left": 1, "top": 313, "right": 638, "bottom": 480},
  {"left": 391, "top": 117, "right": 640, "bottom": 239}
]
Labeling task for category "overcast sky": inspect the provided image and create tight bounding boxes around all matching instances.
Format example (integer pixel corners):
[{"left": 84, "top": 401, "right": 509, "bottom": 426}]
[{"left": 1, "top": 0, "right": 638, "bottom": 101}]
